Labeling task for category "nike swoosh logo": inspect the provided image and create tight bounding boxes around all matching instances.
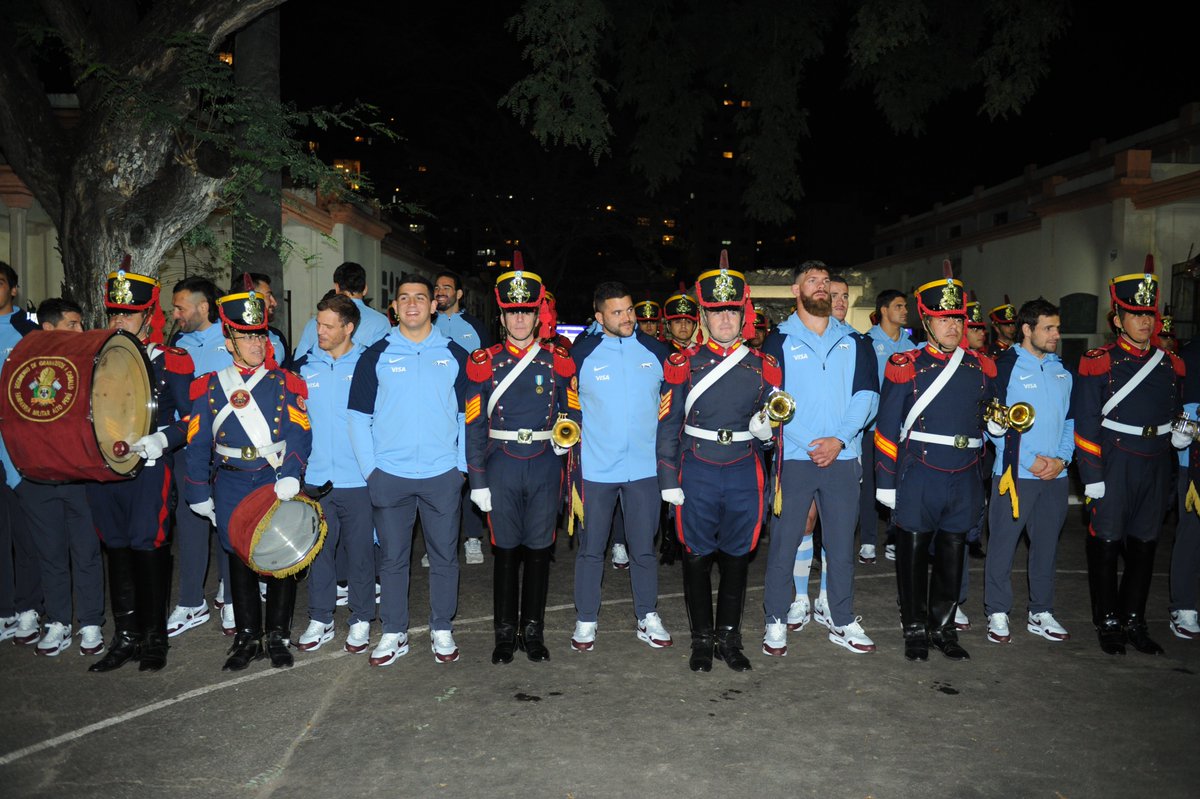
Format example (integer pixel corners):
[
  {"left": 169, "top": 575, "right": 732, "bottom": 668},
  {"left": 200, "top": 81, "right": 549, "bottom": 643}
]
[
  {"left": 790, "top": 344, "right": 804, "bottom": 351},
  {"left": 1018, "top": 374, "right": 1033, "bottom": 380},
  {"left": 593, "top": 365, "right": 609, "bottom": 372},
  {"left": 388, "top": 357, "right": 406, "bottom": 363}
]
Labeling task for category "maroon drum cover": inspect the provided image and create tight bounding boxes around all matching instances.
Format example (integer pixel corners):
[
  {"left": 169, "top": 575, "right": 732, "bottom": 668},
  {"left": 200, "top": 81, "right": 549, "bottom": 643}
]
[{"left": 0, "top": 329, "right": 156, "bottom": 482}]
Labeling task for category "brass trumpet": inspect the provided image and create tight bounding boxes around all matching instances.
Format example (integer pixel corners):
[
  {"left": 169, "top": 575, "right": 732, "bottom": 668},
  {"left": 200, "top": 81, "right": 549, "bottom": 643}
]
[
  {"left": 1171, "top": 412, "right": 1200, "bottom": 442},
  {"left": 552, "top": 413, "right": 581, "bottom": 448},
  {"left": 763, "top": 388, "right": 796, "bottom": 427},
  {"left": 984, "top": 398, "right": 1035, "bottom": 433}
]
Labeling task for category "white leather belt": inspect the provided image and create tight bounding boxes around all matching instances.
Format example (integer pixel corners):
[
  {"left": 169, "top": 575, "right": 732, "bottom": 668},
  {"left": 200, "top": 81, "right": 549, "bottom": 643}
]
[
  {"left": 1101, "top": 419, "right": 1171, "bottom": 437},
  {"left": 215, "top": 441, "right": 287, "bottom": 460},
  {"left": 489, "top": 429, "right": 553, "bottom": 443},
  {"left": 907, "top": 431, "right": 982, "bottom": 449},
  {"left": 684, "top": 424, "right": 753, "bottom": 444}
]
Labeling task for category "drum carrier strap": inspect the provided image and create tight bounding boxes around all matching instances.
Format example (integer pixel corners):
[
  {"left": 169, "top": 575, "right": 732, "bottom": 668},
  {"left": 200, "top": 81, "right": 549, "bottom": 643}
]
[{"left": 212, "top": 366, "right": 285, "bottom": 469}]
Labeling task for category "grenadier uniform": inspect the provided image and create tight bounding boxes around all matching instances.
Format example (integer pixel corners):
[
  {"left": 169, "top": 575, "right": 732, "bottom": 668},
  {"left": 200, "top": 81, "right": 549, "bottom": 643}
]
[
  {"left": 662, "top": 293, "right": 702, "bottom": 351},
  {"left": 634, "top": 300, "right": 663, "bottom": 340},
  {"left": 988, "top": 296, "right": 1017, "bottom": 359},
  {"left": 875, "top": 273, "right": 997, "bottom": 661},
  {"left": 657, "top": 257, "right": 781, "bottom": 672},
  {"left": 1071, "top": 266, "right": 1183, "bottom": 655},
  {"left": 184, "top": 290, "right": 312, "bottom": 670},
  {"left": 466, "top": 265, "right": 577, "bottom": 664},
  {"left": 86, "top": 268, "right": 194, "bottom": 672}
]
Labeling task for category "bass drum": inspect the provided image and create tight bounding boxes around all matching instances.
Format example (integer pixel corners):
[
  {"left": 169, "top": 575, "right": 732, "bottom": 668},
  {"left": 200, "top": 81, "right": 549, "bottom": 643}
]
[{"left": 0, "top": 328, "right": 156, "bottom": 483}]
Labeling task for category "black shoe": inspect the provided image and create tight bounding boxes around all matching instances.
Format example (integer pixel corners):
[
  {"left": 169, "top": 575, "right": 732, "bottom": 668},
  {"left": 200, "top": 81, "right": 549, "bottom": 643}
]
[
  {"left": 903, "top": 626, "right": 929, "bottom": 662},
  {"left": 223, "top": 631, "right": 264, "bottom": 671},
  {"left": 1096, "top": 615, "right": 1126, "bottom": 656},
  {"left": 492, "top": 625, "right": 516, "bottom": 665},
  {"left": 968, "top": 540, "right": 986, "bottom": 559},
  {"left": 689, "top": 636, "right": 714, "bottom": 672},
  {"left": 930, "top": 632, "right": 970, "bottom": 661},
  {"left": 1124, "top": 616, "right": 1164, "bottom": 655},
  {"left": 516, "top": 622, "right": 550, "bottom": 662},
  {"left": 266, "top": 631, "right": 294, "bottom": 668},
  {"left": 139, "top": 633, "right": 169, "bottom": 671},
  {"left": 89, "top": 631, "right": 140, "bottom": 673},
  {"left": 714, "top": 629, "right": 752, "bottom": 672}
]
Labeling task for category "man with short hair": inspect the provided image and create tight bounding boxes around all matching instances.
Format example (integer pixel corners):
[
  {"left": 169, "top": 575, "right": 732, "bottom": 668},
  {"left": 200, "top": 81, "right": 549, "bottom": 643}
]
[
  {"left": 762, "top": 260, "right": 879, "bottom": 657},
  {"left": 828, "top": 276, "right": 851, "bottom": 324},
  {"left": 348, "top": 273, "right": 469, "bottom": 666},
  {"left": 567, "top": 281, "right": 673, "bottom": 654},
  {"left": 748, "top": 304, "right": 770, "bottom": 349},
  {"left": 232, "top": 272, "right": 292, "bottom": 370},
  {"left": 293, "top": 295, "right": 376, "bottom": 655},
  {"left": 662, "top": 293, "right": 701, "bottom": 351},
  {"left": 293, "top": 261, "right": 391, "bottom": 358},
  {"left": 861, "top": 289, "right": 918, "bottom": 564},
  {"left": 983, "top": 298, "right": 1074, "bottom": 645},
  {"left": 16, "top": 298, "right": 104, "bottom": 657}
]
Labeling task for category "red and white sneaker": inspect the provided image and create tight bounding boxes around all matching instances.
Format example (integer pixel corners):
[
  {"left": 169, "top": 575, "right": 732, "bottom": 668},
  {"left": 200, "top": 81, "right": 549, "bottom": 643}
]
[
  {"left": 344, "top": 621, "right": 371, "bottom": 653},
  {"left": 369, "top": 632, "right": 409, "bottom": 666},
  {"left": 987, "top": 612, "right": 1012, "bottom": 644},
  {"left": 571, "top": 620, "right": 597, "bottom": 652},
  {"left": 430, "top": 629, "right": 460, "bottom": 663},
  {"left": 166, "top": 603, "right": 209, "bottom": 637},
  {"left": 636, "top": 613, "right": 672, "bottom": 648},
  {"left": 762, "top": 621, "right": 788, "bottom": 657},
  {"left": 1027, "top": 612, "right": 1070, "bottom": 642},
  {"left": 1170, "top": 610, "right": 1200, "bottom": 640},
  {"left": 828, "top": 617, "right": 876, "bottom": 654}
]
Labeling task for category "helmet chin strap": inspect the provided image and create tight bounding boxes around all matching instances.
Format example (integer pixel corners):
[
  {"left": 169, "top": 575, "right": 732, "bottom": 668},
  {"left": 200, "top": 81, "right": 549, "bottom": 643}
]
[{"left": 923, "top": 318, "right": 957, "bottom": 353}]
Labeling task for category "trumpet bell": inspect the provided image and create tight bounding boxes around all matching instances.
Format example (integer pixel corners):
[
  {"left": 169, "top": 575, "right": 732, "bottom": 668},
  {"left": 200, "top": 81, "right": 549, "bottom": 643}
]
[
  {"left": 765, "top": 389, "right": 796, "bottom": 426},
  {"left": 552, "top": 413, "right": 581, "bottom": 448},
  {"left": 1008, "top": 402, "right": 1035, "bottom": 433}
]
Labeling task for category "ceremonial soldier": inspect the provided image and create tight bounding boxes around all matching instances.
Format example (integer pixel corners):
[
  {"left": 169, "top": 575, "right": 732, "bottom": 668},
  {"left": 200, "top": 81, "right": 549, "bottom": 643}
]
[
  {"left": 662, "top": 292, "right": 702, "bottom": 351},
  {"left": 963, "top": 292, "right": 992, "bottom": 566},
  {"left": 1072, "top": 260, "right": 1183, "bottom": 656},
  {"left": 465, "top": 260, "right": 576, "bottom": 664},
  {"left": 875, "top": 265, "right": 996, "bottom": 662},
  {"left": 747, "top": 303, "right": 770, "bottom": 349},
  {"left": 983, "top": 298, "right": 1075, "bottom": 645},
  {"left": 634, "top": 300, "right": 663, "bottom": 339},
  {"left": 988, "top": 295, "right": 1017, "bottom": 358},
  {"left": 86, "top": 267, "right": 194, "bottom": 672},
  {"left": 964, "top": 295, "right": 988, "bottom": 354},
  {"left": 184, "top": 289, "right": 312, "bottom": 670},
  {"left": 657, "top": 252, "right": 781, "bottom": 672}
]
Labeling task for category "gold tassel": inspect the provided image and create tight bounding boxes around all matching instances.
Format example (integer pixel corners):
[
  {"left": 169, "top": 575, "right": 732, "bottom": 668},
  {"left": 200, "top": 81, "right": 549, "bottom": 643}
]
[
  {"left": 249, "top": 495, "right": 329, "bottom": 579},
  {"left": 997, "top": 465, "right": 1019, "bottom": 520},
  {"left": 567, "top": 483, "right": 585, "bottom": 536},
  {"left": 1186, "top": 480, "right": 1200, "bottom": 517}
]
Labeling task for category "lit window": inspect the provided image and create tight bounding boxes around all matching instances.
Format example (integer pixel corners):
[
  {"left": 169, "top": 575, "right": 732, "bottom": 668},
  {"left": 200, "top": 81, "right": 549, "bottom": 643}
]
[
  {"left": 604, "top": 204, "right": 614, "bottom": 211},
  {"left": 498, "top": 260, "right": 512, "bottom": 269},
  {"left": 740, "top": 100, "right": 751, "bottom": 108},
  {"left": 486, "top": 260, "right": 498, "bottom": 267},
  {"left": 662, "top": 235, "right": 674, "bottom": 245},
  {"left": 722, "top": 151, "right": 733, "bottom": 159},
  {"left": 417, "top": 165, "right": 428, "bottom": 173},
  {"left": 722, "top": 99, "right": 733, "bottom": 106},
  {"left": 353, "top": 135, "right": 364, "bottom": 143},
  {"left": 721, "top": 239, "right": 732, "bottom": 246},
  {"left": 218, "top": 52, "right": 233, "bottom": 66},
  {"left": 663, "top": 218, "right": 676, "bottom": 228}
]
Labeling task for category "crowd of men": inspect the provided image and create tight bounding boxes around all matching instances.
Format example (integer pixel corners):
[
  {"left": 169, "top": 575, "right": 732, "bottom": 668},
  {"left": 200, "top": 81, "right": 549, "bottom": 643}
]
[{"left": 1, "top": 250, "right": 1198, "bottom": 675}]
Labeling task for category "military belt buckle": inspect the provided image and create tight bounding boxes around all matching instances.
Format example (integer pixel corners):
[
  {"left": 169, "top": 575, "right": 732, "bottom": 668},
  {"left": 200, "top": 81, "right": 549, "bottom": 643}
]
[
  {"left": 241, "top": 445, "right": 258, "bottom": 460},
  {"left": 517, "top": 429, "right": 533, "bottom": 444},
  {"left": 1142, "top": 425, "right": 1156, "bottom": 438},
  {"left": 953, "top": 435, "right": 968, "bottom": 449},
  {"left": 717, "top": 428, "right": 733, "bottom": 445}
]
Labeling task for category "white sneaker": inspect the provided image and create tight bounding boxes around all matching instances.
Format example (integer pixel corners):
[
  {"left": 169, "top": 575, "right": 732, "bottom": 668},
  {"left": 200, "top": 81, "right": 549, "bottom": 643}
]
[
  {"left": 813, "top": 596, "right": 832, "bottom": 629},
  {"left": 571, "top": 620, "right": 597, "bottom": 651},
  {"left": 884, "top": 543, "right": 896, "bottom": 561},
  {"left": 220, "top": 604, "right": 237, "bottom": 636},
  {"left": 0, "top": 614, "right": 17, "bottom": 642},
  {"left": 213, "top": 580, "right": 226, "bottom": 610},
  {"left": 375, "top": 582, "right": 382, "bottom": 604},
  {"left": 335, "top": 583, "right": 349, "bottom": 607},
  {"left": 12, "top": 610, "right": 40, "bottom": 645},
  {"left": 987, "top": 612, "right": 1011, "bottom": 643},
  {"left": 762, "top": 621, "right": 788, "bottom": 656},
  {"left": 1170, "top": 609, "right": 1200, "bottom": 640},
  {"left": 1027, "top": 612, "right": 1070, "bottom": 642},
  {"left": 369, "top": 632, "right": 409, "bottom": 666},
  {"left": 829, "top": 617, "right": 876, "bottom": 653},
  {"left": 955, "top": 607, "right": 971, "bottom": 631},
  {"left": 636, "top": 612, "right": 673, "bottom": 648},
  {"left": 431, "top": 629, "right": 460, "bottom": 663},
  {"left": 464, "top": 538, "right": 484, "bottom": 565},
  {"left": 786, "top": 597, "right": 811, "bottom": 632},
  {"left": 296, "top": 620, "right": 335, "bottom": 652},
  {"left": 166, "top": 603, "right": 209, "bottom": 637},
  {"left": 345, "top": 621, "right": 371, "bottom": 653},
  {"left": 35, "top": 622, "right": 72, "bottom": 656},
  {"left": 421, "top": 554, "right": 430, "bottom": 568},
  {"left": 858, "top": 544, "right": 877, "bottom": 564},
  {"left": 78, "top": 625, "right": 105, "bottom": 656},
  {"left": 611, "top": 543, "right": 630, "bottom": 570}
]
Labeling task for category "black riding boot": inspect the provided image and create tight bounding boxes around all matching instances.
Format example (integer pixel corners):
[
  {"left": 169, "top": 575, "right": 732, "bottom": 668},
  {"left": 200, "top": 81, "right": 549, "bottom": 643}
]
[
  {"left": 713, "top": 551, "right": 752, "bottom": 672},
  {"left": 223, "top": 554, "right": 264, "bottom": 671},
  {"left": 90, "top": 547, "right": 140, "bottom": 672},
  {"left": 929, "top": 532, "right": 970, "bottom": 661},
  {"left": 492, "top": 546, "right": 520, "bottom": 664},
  {"left": 896, "top": 528, "right": 932, "bottom": 662},
  {"left": 265, "top": 576, "right": 296, "bottom": 668},
  {"left": 682, "top": 551, "right": 715, "bottom": 672},
  {"left": 1120, "top": 537, "right": 1164, "bottom": 655},
  {"left": 1086, "top": 536, "right": 1126, "bottom": 655},
  {"left": 132, "top": 546, "right": 171, "bottom": 671},
  {"left": 516, "top": 546, "right": 551, "bottom": 662}
]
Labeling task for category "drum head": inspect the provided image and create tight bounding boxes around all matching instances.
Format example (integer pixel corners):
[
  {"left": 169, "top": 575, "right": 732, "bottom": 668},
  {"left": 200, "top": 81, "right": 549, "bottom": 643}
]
[
  {"left": 91, "top": 332, "right": 154, "bottom": 475},
  {"left": 251, "top": 497, "right": 324, "bottom": 575}
]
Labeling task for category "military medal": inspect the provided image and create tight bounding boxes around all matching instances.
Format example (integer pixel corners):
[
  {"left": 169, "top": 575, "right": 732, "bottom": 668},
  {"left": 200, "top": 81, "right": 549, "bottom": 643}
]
[
  {"left": 535, "top": 374, "right": 544, "bottom": 394},
  {"left": 230, "top": 389, "right": 251, "bottom": 409}
]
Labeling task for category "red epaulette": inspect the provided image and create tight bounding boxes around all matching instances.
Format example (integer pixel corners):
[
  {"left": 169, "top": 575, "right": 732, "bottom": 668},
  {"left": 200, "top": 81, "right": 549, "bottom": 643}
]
[
  {"left": 189, "top": 374, "right": 211, "bottom": 401},
  {"left": 759, "top": 352, "right": 782, "bottom": 388},
  {"left": 965, "top": 348, "right": 997, "bottom": 378},
  {"left": 1169, "top": 350, "right": 1186, "bottom": 378},
  {"left": 884, "top": 351, "right": 916, "bottom": 384},
  {"left": 467, "top": 346, "right": 495, "bottom": 382},
  {"left": 664, "top": 351, "right": 690, "bottom": 385},
  {"left": 162, "top": 346, "right": 194, "bottom": 376},
  {"left": 284, "top": 370, "right": 308, "bottom": 399},
  {"left": 1078, "top": 346, "right": 1112, "bottom": 377},
  {"left": 551, "top": 345, "right": 575, "bottom": 378}
]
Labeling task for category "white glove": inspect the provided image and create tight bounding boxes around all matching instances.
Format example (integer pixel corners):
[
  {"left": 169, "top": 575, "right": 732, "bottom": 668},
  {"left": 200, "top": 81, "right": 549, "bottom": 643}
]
[
  {"left": 275, "top": 476, "right": 300, "bottom": 501},
  {"left": 661, "top": 488, "right": 685, "bottom": 506},
  {"left": 189, "top": 499, "right": 217, "bottom": 525},
  {"left": 552, "top": 443, "right": 570, "bottom": 457},
  {"left": 876, "top": 488, "right": 896, "bottom": 509},
  {"left": 1084, "top": 482, "right": 1105, "bottom": 500},
  {"left": 130, "top": 431, "right": 168, "bottom": 465},
  {"left": 1172, "top": 430, "right": 1193, "bottom": 450},
  {"left": 470, "top": 487, "right": 493, "bottom": 513},
  {"left": 749, "top": 410, "right": 773, "bottom": 442},
  {"left": 986, "top": 420, "right": 1006, "bottom": 438}
]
